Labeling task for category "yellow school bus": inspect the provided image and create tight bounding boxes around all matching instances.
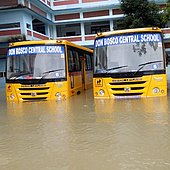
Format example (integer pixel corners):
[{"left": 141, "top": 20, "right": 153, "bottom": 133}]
[
  {"left": 6, "top": 40, "right": 93, "bottom": 101},
  {"left": 93, "top": 27, "right": 167, "bottom": 98}
]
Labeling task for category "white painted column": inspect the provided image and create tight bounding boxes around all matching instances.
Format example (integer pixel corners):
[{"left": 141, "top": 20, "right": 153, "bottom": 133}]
[
  {"left": 45, "top": 25, "right": 50, "bottom": 38},
  {"left": 20, "top": 14, "right": 28, "bottom": 39},
  {"left": 18, "top": 0, "right": 25, "bottom": 5},
  {"left": 81, "top": 23, "right": 85, "bottom": 41},
  {"left": 51, "top": 13, "right": 57, "bottom": 39},
  {"left": 110, "top": 20, "right": 114, "bottom": 31},
  {"left": 80, "top": 12, "right": 85, "bottom": 42},
  {"left": 53, "top": 25, "right": 57, "bottom": 39},
  {"left": 109, "top": 9, "right": 114, "bottom": 31},
  {"left": 21, "top": 13, "right": 34, "bottom": 40}
]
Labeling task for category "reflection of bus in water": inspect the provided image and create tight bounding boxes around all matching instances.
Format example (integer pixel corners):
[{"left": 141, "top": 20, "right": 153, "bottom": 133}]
[
  {"left": 93, "top": 27, "right": 167, "bottom": 98},
  {"left": 94, "top": 96, "right": 168, "bottom": 124},
  {"left": 6, "top": 40, "right": 93, "bottom": 101}
]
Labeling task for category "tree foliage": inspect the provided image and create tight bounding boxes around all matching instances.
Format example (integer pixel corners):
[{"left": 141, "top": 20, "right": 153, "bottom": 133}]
[
  {"left": 117, "top": 0, "right": 168, "bottom": 29},
  {"left": 163, "top": 0, "right": 170, "bottom": 25}
]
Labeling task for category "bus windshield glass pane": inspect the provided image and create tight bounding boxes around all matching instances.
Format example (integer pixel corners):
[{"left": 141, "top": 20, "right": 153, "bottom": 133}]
[
  {"left": 94, "top": 33, "right": 164, "bottom": 74},
  {"left": 7, "top": 45, "right": 66, "bottom": 80}
]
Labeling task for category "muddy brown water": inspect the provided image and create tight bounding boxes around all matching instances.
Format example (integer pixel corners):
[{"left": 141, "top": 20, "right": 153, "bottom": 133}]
[{"left": 0, "top": 88, "right": 170, "bottom": 170}]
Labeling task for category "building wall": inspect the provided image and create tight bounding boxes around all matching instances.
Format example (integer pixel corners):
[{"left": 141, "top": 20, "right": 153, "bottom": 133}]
[
  {"left": 1, "top": 0, "right": 169, "bottom": 46},
  {"left": 0, "top": 0, "right": 170, "bottom": 71},
  {"left": 0, "top": 0, "right": 18, "bottom": 6},
  {"left": 0, "top": 0, "right": 169, "bottom": 87},
  {"left": 0, "top": 11, "right": 24, "bottom": 40}
]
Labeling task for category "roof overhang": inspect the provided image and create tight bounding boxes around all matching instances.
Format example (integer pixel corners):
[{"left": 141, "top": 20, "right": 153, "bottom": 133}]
[{"left": 0, "top": 6, "right": 53, "bottom": 25}]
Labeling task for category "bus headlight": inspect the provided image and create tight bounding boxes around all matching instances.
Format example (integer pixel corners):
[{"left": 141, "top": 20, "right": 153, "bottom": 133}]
[
  {"left": 99, "top": 89, "right": 105, "bottom": 96},
  {"left": 152, "top": 87, "right": 160, "bottom": 94},
  {"left": 55, "top": 92, "right": 62, "bottom": 100},
  {"left": 10, "top": 94, "right": 15, "bottom": 100}
]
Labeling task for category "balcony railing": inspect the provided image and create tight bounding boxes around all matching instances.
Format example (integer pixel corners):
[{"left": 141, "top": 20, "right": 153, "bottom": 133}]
[{"left": 27, "top": 29, "right": 50, "bottom": 40}]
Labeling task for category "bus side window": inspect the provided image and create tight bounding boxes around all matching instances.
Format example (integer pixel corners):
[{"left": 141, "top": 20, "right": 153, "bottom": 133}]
[
  {"left": 85, "top": 53, "right": 92, "bottom": 71},
  {"left": 72, "top": 50, "right": 81, "bottom": 71},
  {"left": 68, "top": 49, "right": 75, "bottom": 72},
  {"left": 77, "top": 51, "right": 84, "bottom": 69}
]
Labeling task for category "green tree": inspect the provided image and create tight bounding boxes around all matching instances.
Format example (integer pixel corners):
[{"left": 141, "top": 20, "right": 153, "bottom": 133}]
[
  {"left": 117, "top": 0, "right": 167, "bottom": 29},
  {"left": 162, "top": 0, "right": 170, "bottom": 26}
]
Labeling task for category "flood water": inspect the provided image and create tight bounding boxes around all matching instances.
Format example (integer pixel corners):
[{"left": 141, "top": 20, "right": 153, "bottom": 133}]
[{"left": 1, "top": 87, "right": 170, "bottom": 170}]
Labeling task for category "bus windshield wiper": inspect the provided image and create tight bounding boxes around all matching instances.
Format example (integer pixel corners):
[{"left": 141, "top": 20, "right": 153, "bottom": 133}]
[
  {"left": 133, "top": 60, "right": 163, "bottom": 75},
  {"left": 106, "top": 65, "right": 128, "bottom": 71},
  {"left": 42, "top": 69, "right": 64, "bottom": 75},
  {"left": 10, "top": 72, "right": 31, "bottom": 79},
  {"left": 39, "top": 68, "right": 64, "bottom": 81}
]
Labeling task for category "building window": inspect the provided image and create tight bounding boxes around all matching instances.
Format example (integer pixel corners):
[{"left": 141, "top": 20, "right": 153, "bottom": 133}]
[
  {"left": 85, "top": 21, "right": 110, "bottom": 35},
  {"left": 66, "top": 32, "right": 76, "bottom": 36},
  {"left": 68, "top": 47, "right": 81, "bottom": 72},
  {"left": 57, "top": 23, "right": 81, "bottom": 37},
  {"left": 32, "top": 19, "right": 46, "bottom": 35},
  {"left": 26, "top": 23, "right": 31, "bottom": 29},
  {"left": 0, "top": 72, "right": 6, "bottom": 77},
  {"left": 0, "top": 22, "right": 20, "bottom": 29}
]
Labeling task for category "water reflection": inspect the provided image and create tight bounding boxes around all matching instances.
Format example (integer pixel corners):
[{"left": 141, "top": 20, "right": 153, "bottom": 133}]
[
  {"left": 94, "top": 96, "right": 169, "bottom": 125},
  {"left": 1, "top": 90, "right": 170, "bottom": 170},
  {"left": 94, "top": 96, "right": 170, "bottom": 169},
  {"left": 141, "top": 97, "right": 169, "bottom": 125}
]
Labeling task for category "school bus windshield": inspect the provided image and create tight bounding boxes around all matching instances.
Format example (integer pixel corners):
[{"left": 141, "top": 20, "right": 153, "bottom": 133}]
[
  {"left": 7, "top": 45, "right": 66, "bottom": 80},
  {"left": 94, "top": 32, "right": 164, "bottom": 74}
]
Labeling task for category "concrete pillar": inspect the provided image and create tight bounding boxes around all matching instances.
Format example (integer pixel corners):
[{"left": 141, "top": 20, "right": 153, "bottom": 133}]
[
  {"left": 18, "top": 0, "right": 25, "bottom": 5},
  {"left": 81, "top": 23, "right": 85, "bottom": 42},
  {"left": 109, "top": 9, "right": 114, "bottom": 31},
  {"left": 20, "top": 14, "right": 27, "bottom": 38},
  {"left": 110, "top": 20, "right": 114, "bottom": 31},
  {"left": 80, "top": 12, "right": 85, "bottom": 42},
  {"left": 53, "top": 25, "right": 57, "bottom": 39},
  {"left": 45, "top": 24, "right": 50, "bottom": 38}
]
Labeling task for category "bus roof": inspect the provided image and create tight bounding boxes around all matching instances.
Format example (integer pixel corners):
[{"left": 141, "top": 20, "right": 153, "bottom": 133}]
[
  {"left": 9, "top": 39, "right": 93, "bottom": 53},
  {"left": 96, "top": 27, "right": 162, "bottom": 38}
]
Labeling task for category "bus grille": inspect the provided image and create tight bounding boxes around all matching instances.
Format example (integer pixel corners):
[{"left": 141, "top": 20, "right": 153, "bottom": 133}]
[
  {"left": 109, "top": 79, "right": 147, "bottom": 97},
  {"left": 22, "top": 97, "right": 47, "bottom": 101},
  {"left": 17, "top": 85, "right": 50, "bottom": 101}
]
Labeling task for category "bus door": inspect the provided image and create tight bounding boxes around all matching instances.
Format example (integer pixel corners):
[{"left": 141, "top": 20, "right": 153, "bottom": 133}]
[{"left": 80, "top": 56, "right": 86, "bottom": 90}]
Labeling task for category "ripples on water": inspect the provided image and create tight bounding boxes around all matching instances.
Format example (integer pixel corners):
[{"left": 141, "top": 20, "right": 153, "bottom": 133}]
[{"left": 1, "top": 88, "right": 170, "bottom": 170}]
